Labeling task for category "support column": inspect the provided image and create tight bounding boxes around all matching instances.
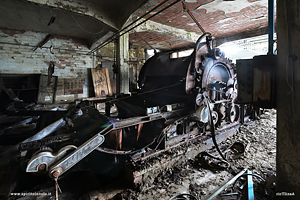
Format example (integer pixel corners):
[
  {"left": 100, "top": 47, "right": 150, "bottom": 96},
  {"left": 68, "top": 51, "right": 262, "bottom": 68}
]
[
  {"left": 116, "top": 33, "right": 129, "bottom": 94},
  {"left": 277, "top": 0, "right": 300, "bottom": 198}
]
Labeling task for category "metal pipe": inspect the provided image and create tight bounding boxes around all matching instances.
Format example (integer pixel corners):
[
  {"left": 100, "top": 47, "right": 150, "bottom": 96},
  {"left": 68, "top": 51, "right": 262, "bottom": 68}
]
[
  {"left": 120, "top": 0, "right": 170, "bottom": 35},
  {"left": 247, "top": 170, "right": 254, "bottom": 200},
  {"left": 22, "top": 118, "right": 66, "bottom": 143},
  {"left": 268, "top": 0, "right": 274, "bottom": 54},
  {"left": 207, "top": 168, "right": 248, "bottom": 200}
]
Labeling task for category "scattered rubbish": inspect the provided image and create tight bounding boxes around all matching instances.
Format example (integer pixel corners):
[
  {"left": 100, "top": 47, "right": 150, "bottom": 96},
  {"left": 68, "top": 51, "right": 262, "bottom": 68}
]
[
  {"left": 200, "top": 190, "right": 206, "bottom": 195},
  {"left": 219, "top": 192, "right": 238, "bottom": 196},
  {"left": 225, "top": 141, "right": 246, "bottom": 159},
  {"left": 195, "top": 151, "right": 230, "bottom": 171},
  {"left": 207, "top": 168, "right": 247, "bottom": 200}
]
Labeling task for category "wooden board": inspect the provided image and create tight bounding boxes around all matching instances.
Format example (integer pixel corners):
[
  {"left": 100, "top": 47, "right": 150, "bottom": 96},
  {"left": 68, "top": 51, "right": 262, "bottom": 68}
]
[
  {"left": 64, "top": 79, "right": 83, "bottom": 95},
  {"left": 91, "top": 68, "right": 112, "bottom": 97},
  {"left": 38, "top": 75, "right": 57, "bottom": 103}
]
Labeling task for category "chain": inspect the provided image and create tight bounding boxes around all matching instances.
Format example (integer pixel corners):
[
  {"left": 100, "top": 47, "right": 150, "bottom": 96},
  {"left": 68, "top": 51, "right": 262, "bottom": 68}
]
[{"left": 54, "top": 177, "right": 62, "bottom": 200}]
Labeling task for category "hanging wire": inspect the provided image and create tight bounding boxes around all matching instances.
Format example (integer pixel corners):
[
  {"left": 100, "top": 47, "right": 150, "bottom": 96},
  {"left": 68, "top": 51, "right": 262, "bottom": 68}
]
[
  {"left": 72, "top": 15, "right": 104, "bottom": 35},
  {"left": 88, "top": 0, "right": 182, "bottom": 54}
]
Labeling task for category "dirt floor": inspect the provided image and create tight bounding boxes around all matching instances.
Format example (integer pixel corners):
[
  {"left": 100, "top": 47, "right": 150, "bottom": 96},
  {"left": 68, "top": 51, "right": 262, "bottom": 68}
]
[
  {"left": 3, "top": 109, "right": 276, "bottom": 200},
  {"left": 118, "top": 109, "right": 277, "bottom": 200}
]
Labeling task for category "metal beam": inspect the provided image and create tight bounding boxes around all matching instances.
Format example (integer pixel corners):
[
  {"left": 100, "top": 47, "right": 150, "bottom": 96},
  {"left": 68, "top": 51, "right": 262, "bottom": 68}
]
[{"left": 213, "top": 27, "right": 269, "bottom": 47}]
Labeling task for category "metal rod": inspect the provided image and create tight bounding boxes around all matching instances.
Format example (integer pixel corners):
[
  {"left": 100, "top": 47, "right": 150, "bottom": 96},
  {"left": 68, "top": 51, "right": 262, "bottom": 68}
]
[
  {"left": 120, "top": 0, "right": 170, "bottom": 35},
  {"left": 247, "top": 170, "right": 254, "bottom": 200},
  {"left": 134, "top": 30, "right": 157, "bottom": 53},
  {"left": 268, "top": 0, "right": 274, "bottom": 54},
  {"left": 182, "top": 1, "right": 205, "bottom": 34},
  {"left": 22, "top": 118, "right": 66, "bottom": 143},
  {"left": 207, "top": 168, "right": 247, "bottom": 200}
]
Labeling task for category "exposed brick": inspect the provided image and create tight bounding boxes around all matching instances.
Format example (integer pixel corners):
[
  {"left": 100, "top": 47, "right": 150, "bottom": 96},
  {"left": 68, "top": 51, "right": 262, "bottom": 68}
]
[
  {"left": 184, "top": 2, "right": 200, "bottom": 11},
  {"left": 257, "top": 7, "right": 268, "bottom": 14},
  {"left": 225, "top": 12, "right": 241, "bottom": 18},
  {"left": 252, "top": 4, "right": 265, "bottom": 10},
  {"left": 197, "top": 15, "right": 209, "bottom": 22},
  {"left": 244, "top": 11, "right": 264, "bottom": 19},
  {"left": 198, "top": 0, "right": 214, "bottom": 6},
  {"left": 194, "top": 8, "right": 206, "bottom": 15},
  {"left": 203, "top": 19, "right": 217, "bottom": 25},
  {"left": 240, "top": 6, "right": 255, "bottom": 13},
  {"left": 205, "top": 11, "right": 220, "bottom": 19},
  {"left": 1, "top": 27, "right": 92, "bottom": 79},
  {"left": 214, "top": 15, "right": 226, "bottom": 21}
]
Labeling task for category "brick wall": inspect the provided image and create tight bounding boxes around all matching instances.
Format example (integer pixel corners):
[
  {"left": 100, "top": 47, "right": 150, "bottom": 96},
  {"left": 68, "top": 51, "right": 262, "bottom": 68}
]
[
  {"left": 0, "top": 27, "right": 95, "bottom": 99},
  {"left": 0, "top": 27, "right": 94, "bottom": 77}
]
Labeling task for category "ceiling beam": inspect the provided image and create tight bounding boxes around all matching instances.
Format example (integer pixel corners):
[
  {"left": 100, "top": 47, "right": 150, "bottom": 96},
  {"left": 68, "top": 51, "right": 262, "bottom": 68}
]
[
  {"left": 26, "top": 0, "right": 119, "bottom": 32},
  {"left": 134, "top": 19, "right": 200, "bottom": 43},
  {"left": 213, "top": 26, "right": 269, "bottom": 47}
]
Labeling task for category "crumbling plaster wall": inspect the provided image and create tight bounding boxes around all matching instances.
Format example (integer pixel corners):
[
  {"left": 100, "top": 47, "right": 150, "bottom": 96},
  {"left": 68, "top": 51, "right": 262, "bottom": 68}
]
[
  {"left": 0, "top": 27, "right": 96, "bottom": 99},
  {"left": 0, "top": 27, "right": 94, "bottom": 78}
]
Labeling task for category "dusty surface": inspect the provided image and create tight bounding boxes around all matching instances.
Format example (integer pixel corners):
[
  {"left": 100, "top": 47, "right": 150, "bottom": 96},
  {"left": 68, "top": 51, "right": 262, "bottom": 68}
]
[
  {"left": 119, "top": 109, "right": 277, "bottom": 200},
  {"left": 4, "top": 110, "right": 276, "bottom": 200}
]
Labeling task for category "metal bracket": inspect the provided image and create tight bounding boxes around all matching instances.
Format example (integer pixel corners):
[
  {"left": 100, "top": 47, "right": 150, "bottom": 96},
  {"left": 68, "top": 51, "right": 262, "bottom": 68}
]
[
  {"left": 48, "top": 125, "right": 112, "bottom": 178},
  {"left": 26, "top": 145, "right": 77, "bottom": 173}
]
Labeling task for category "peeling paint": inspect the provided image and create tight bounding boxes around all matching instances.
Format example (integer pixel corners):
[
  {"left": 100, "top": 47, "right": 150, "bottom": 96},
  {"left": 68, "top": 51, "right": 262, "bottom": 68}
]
[
  {"left": 1, "top": 27, "right": 26, "bottom": 36},
  {"left": 0, "top": 27, "right": 93, "bottom": 78},
  {"left": 198, "top": 0, "right": 269, "bottom": 14}
]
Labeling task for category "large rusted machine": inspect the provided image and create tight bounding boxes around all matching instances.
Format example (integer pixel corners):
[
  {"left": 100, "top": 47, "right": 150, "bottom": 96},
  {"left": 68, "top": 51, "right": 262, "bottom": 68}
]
[{"left": 0, "top": 33, "right": 251, "bottom": 196}]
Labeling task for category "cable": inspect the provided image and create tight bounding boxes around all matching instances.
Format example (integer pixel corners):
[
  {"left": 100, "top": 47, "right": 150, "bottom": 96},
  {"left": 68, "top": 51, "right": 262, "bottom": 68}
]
[
  {"left": 88, "top": 0, "right": 182, "bottom": 54},
  {"left": 72, "top": 15, "right": 104, "bottom": 35},
  {"left": 204, "top": 95, "right": 228, "bottom": 162}
]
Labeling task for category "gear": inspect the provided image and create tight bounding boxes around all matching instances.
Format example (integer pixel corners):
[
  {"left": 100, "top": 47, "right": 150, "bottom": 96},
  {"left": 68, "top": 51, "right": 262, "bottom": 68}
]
[{"left": 32, "top": 146, "right": 53, "bottom": 156}]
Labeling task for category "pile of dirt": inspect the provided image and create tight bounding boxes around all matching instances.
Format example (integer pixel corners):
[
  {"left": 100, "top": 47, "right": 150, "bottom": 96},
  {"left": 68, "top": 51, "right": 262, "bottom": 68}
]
[{"left": 120, "top": 109, "right": 277, "bottom": 200}]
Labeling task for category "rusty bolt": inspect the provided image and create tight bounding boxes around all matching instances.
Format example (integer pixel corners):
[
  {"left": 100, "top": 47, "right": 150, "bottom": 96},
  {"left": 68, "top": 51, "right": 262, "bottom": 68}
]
[
  {"left": 38, "top": 164, "right": 46, "bottom": 171},
  {"left": 50, "top": 167, "right": 62, "bottom": 179},
  {"left": 52, "top": 170, "right": 60, "bottom": 178}
]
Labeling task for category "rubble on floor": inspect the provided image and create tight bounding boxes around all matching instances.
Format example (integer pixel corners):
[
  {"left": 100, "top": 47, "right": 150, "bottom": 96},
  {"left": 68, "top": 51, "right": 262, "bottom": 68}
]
[
  {"left": 119, "top": 109, "right": 276, "bottom": 200},
  {"left": 4, "top": 110, "right": 276, "bottom": 200}
]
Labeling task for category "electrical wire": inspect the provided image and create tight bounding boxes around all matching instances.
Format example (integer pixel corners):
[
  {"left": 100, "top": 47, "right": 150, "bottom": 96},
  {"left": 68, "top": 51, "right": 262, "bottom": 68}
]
[
  {"left": 72, "top": 15, "right": 104, "bottom": 35},
  {"left": 88, "top": 0, "right": 182, "bottom": 54}
]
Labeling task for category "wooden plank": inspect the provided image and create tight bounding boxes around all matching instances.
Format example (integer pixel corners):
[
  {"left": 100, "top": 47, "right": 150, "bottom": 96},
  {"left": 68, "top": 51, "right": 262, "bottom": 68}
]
[
  {"left": 64, "top": 79, "right": 83, "bottom": 95},
  {"left": 38, "top": 75, "right": 58, "bottom": 103},
  {"left": 0, "top": 81, "right": 19, "bottom": 101},
  {"left": 37, "top": 75, "right": 47, "bottom": 103},
  {"left": 56, "top": 79, "right": 64, "bottom": 96},
  {"left": 91, "top": 68, "right": 112, "bottom": 97}
]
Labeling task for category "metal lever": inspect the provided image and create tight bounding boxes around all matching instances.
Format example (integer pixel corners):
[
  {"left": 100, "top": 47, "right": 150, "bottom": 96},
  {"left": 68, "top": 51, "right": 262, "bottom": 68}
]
[
  {"left": 26, "top": 145, "right": 77, "bottom": 173},
  {"left": 49, "top": 125, "right": 112, "bottom": 178}
]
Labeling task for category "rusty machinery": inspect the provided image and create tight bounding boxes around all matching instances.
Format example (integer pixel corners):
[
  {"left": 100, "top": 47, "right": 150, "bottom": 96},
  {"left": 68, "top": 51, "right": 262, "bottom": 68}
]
[{"left": 1, "top": 33, "right": 255, "bottom": 195}]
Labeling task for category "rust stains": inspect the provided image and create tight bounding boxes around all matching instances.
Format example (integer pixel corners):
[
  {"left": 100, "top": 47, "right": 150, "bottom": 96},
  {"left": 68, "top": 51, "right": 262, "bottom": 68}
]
[{"left": 0, "top": 27, "right": 25, "bottom": 36}]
